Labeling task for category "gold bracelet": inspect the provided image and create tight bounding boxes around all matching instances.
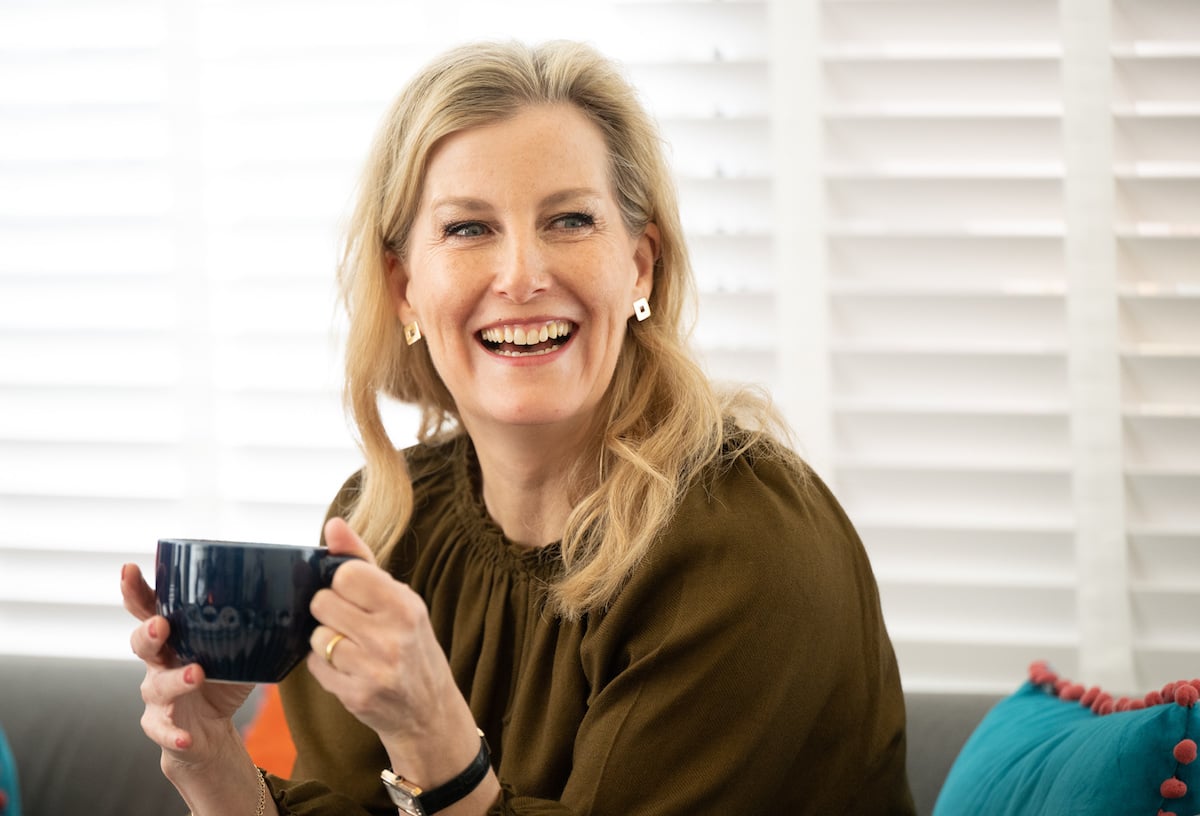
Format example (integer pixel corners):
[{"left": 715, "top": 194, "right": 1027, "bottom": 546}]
[
  {"left": 188, "top": 768, "right": 267, "bottom": 816},
  {"left": 255, "top": 767, "right": 268, "bottom": 816}
]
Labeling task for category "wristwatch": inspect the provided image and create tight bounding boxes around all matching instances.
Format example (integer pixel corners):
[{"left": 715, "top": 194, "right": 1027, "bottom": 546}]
[{"left": 381, "top": 729, "right": 491, "bottom": 816}]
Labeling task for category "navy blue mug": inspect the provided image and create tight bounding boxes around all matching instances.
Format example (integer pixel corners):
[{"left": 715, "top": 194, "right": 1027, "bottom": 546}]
[{"left": 155, "top": 538, "right": 354, "bottom": 684}]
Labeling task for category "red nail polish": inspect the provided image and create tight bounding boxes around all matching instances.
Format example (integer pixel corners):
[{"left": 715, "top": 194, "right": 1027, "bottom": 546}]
[
  {"left": 148, "top": 620, "right": 158, "bottom": 639},
  {"left": 183, "top": 665, "right": 194, "bottom": 684}
]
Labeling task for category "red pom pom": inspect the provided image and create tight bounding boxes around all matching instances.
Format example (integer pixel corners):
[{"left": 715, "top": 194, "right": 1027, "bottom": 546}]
[
  {"left": 1081, "top": 686, "right": 1101, "bottom": 706},
  {"left": 1174, "top": 684, "right": 1198, "bottom": 708},
  {"left": 1146, "top": 690, "right": 1164, "bottom": 707},
  {"left": 1163, "top": 682, "right": 1177, "bottom": 702},
  {"left": 1097, "top": 697, "right": 1115, "bottom": 716},
  {"left": 1060, "top": 683, "right": 1085, "bottom": 701},
  {"left": 1029, "top": 661, "right": 1057, "bottom": 686},
  {"left": 1115, "top": 697, "right": 1132, "bottom": 712},
  {"left": 1158, "top": 810, "right": 1177, "bottom": 816},
  {"left": 1129, "top": 698, "right": 1145, "bottom": 711},
  {"left": 1160, "top": 777, "right": 1187, "bottom": 799},
  {"left": 1175, "top": 739, "right": 1198, "bottom": 765},
  {"left": 1054, "top": 677, "right": 1071, "bottom": 695}
]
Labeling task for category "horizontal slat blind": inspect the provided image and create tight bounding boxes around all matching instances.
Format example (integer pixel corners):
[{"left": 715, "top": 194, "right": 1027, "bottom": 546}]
[
  {"left": 814, "top": 0, "right": 1077, "bottom": 692},
  {"left": 7, "top": 1, "right": 1190, "bottom": 698},
  {"left": 0, "top": 1, "right": 774, "bottom": 659},
  {"left": 0, "top": 2, "right": 190, "bottom": 657},
  {"left": 802, "top": 0, "right": 1199, "bottom": 694},
  {"left": 1113, "top": 0, "right": 1200, "bottom": 686}
]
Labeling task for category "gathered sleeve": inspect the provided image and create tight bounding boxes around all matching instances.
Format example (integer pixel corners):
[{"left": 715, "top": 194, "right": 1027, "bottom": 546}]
[{"left": 491, "top": 450, "right": 912, "bottom": 816}]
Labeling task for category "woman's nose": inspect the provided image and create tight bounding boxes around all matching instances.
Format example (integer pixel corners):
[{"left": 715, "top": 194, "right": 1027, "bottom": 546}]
[{"left": 492, "top": 233, "right": 548, "bottom": 303}]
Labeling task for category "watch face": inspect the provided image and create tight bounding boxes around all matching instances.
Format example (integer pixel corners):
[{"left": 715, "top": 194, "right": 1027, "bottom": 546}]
[{"left": 381, "top": 770, "right": 426, "bottom": 816}]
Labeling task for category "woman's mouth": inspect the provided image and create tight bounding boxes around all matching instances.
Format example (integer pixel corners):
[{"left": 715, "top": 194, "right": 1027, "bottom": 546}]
[{"left": 478, "top": 319, "right": 575, "bottom": 357}]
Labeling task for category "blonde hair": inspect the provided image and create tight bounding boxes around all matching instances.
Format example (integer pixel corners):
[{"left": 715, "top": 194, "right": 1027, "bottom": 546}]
[{"left": 338, "top": 40, "right": 781, "bottom": 617}]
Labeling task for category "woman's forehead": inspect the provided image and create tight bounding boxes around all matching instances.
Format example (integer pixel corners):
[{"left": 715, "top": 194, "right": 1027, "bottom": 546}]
[{"left": 419, "top": 106, "right": 615, "bottom": 207}]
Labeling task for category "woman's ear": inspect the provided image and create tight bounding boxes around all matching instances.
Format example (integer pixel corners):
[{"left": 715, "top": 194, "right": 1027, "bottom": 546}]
[
  {"left": 633, "top": 222, "right": 659, "bottom": 302},
  {"left": 385, "top": 252, "right": 416, "bottom": 324}
]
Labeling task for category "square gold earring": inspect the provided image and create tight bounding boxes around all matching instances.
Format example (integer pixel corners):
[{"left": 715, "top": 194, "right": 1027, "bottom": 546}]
[{"left": 404, "top": 322, "right": 422, "bottom": 345}]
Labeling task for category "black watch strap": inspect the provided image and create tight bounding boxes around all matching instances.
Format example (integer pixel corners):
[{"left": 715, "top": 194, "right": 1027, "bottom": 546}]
[
  {"left": 401, "top": 731, "right": 492, "bottom": 815},
  {"left": 420, "top": 731, "right": 491, "bottom": 814}
]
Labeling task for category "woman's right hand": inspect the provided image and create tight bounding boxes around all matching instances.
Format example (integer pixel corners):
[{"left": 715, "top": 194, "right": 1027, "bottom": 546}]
[{"left": 121, "top": 563, "right": 254, "bottom": 770}]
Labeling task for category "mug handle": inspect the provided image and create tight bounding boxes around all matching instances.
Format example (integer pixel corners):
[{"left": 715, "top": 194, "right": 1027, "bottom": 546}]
[{"left": 317, "top": 554, "right": 360, "bottom": 587}]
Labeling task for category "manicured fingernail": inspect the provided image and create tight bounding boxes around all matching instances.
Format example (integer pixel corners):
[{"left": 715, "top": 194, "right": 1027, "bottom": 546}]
[
  {"left": 183, "top": 665, "right": 195, "bottom": 684},
  {"left": 120, "top": 564, "right": 127, "bottom": 581},
  {"left": 148, "top": 620, "right": 158, "bottom": 639}
]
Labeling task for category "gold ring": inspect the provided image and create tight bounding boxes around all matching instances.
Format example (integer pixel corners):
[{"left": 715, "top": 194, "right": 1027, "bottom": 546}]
[{"left": 323, "top": 632, "right": 347, "bottom": 669}]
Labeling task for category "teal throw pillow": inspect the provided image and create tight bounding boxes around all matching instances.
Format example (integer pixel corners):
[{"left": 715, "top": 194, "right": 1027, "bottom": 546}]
[
  {"left": 934, "top": 662, "right": 1199, "bottom": 816},
  {"left": 0, "top": 723, "right": 20, "bottom": 816}
]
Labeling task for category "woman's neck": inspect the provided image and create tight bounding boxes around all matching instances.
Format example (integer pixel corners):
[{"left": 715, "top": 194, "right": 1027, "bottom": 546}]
[{"left": 467, "top": 422, "right": 592, "bottom": 548}]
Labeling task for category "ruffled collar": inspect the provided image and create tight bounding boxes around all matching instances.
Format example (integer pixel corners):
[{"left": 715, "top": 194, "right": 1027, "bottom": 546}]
[{"left": 445, "top": 434, "right": 565, "bottom": 578}]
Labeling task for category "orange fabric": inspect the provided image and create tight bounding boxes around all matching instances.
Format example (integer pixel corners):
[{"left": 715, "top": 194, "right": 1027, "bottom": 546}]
[{"left": 243, "top": 684, "right": 297, "bottom": 778}]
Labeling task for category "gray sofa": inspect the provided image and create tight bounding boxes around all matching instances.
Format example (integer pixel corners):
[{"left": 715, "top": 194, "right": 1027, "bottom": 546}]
[{"left": 0, "top": 654, "right": 998, "bottom": 816}]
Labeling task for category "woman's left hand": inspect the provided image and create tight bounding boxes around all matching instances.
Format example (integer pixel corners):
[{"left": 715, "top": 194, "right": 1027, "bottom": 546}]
[{"left": 306, "top": 518, "right": 483, "bottom": 786}]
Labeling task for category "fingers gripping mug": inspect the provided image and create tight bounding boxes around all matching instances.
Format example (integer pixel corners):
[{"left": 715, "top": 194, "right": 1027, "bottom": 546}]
[{"left": 154, "top": 538, "right": 354, "bottom": 684}]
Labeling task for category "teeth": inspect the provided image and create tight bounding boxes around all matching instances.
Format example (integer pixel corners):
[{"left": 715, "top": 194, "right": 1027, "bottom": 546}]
[
  {"left": 481, "top": 320, "right": 572, "bottom": 347},
  {"left": 493, "top": 344, "right": 562, "bottom": 357}
]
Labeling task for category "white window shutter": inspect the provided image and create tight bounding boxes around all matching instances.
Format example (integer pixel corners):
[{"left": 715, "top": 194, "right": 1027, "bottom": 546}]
[
  {"left": 776, "top": 0, "right": 1199, "bottom": 693},
  {"left": 3, "top": 0, "right": 1194, "bottom": 697},
  {"left": 793, "top": 0, "right": 1078, "bottom": 693},
  {"left": 0, "top": 4, "right": 189, "bottom": 656},
  {"left": 0, "top": 1, "right": 775, "bottom": 660},
  {"left": 1112, "top": 0, "right": 1200, "bottom": 688}
]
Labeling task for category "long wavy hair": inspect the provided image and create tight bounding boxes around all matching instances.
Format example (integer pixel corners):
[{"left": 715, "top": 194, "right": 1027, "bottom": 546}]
[{"left": 338, "top": 39, "right": 782, "bottom": 618}]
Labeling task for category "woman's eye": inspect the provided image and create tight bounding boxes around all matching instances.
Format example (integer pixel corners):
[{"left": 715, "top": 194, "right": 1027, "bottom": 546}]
[
  {"left": 553, "top": 212, "right": 595, "bottom": 230},
  {"left": 445, "top": 221, "right": 487, "bottom": 238}
]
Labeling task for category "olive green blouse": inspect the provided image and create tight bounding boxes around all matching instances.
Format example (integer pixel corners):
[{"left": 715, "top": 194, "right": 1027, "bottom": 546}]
[{"left": 267, "top": 433, "right": 915, "bottom": 815}]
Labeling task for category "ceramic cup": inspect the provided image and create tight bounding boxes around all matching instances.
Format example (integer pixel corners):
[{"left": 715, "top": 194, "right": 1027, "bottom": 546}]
[{"left": 155, "top": 538, "right": 354, "bottom": 684}]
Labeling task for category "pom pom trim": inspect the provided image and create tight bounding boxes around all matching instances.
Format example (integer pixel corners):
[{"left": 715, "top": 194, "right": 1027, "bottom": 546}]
[
  {"left": 1027, "top": 662, "right": 1199, "bottom": 716},
  {"left": 1027, "top": 661, "right": 1196, "bottom": 811}
]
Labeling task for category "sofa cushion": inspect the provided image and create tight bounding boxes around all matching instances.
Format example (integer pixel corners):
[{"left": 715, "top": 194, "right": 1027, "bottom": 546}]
[
  {"left": 904, "top": 690, "right": 1000, "bottom": 815},
  {"left": 934, "top": 662, "right": 1200, "bottom": 816}
]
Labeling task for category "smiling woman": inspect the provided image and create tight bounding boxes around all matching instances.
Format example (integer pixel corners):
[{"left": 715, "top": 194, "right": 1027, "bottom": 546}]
[
  {"left": 389, "top": 105, "right": 658, "bottom": 500},
  {"left": 339, "top": 44, "right": 719, "bottom": 616},
  {"left": 117, "top": 38, "right": 915, "bottom": 816}
]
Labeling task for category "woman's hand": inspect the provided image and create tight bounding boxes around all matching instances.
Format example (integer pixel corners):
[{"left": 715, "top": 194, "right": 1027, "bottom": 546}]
[
  {"left": 121, "top": 564, "right": 253, "bottom": 770},
  {"left": 306, "top": 518, "right": 487, "bottom": 793}
]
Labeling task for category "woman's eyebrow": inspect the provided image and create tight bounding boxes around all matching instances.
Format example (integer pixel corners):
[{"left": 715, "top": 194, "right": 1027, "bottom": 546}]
[
  {"left": 539, "top": 188, "right": 603, "bottom": 208},
  {"left": 430, "top": 197, "right": 492, "bottom": 214},
  {"left": 430, "top": 188, "right": 603, "bottom": 215}
]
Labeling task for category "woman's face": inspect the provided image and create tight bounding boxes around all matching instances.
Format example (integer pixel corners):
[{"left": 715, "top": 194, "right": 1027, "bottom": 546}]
[{"left": 390, "top": 104, "right": 657, "bottom": 440}]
